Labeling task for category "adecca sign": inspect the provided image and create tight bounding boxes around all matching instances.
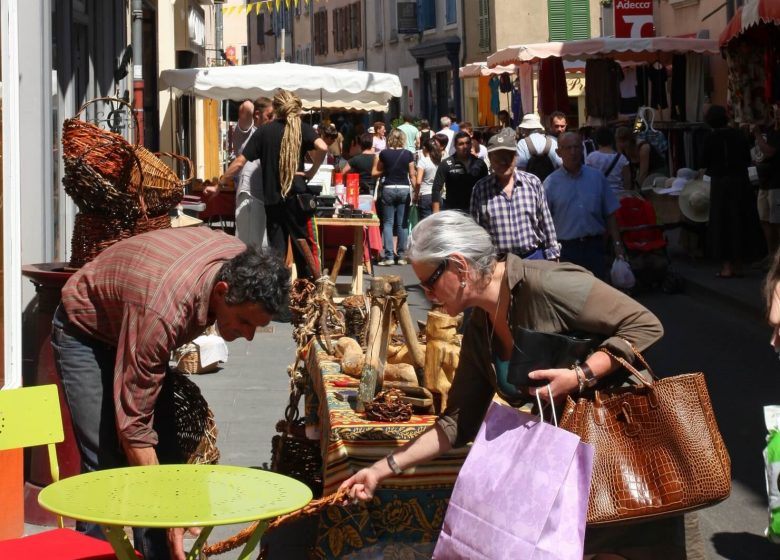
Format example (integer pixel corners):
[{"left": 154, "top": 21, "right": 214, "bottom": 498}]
[{"left": 614, "top": 0, "right": 655, "bottom": 38}]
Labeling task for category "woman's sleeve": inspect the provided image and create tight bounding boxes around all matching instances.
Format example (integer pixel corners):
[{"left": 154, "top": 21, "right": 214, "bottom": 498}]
[
  {"left": 435, "top": 311, "right": 496, "bottom": 448},
  {"left": 544, "top": 267, "right": 664, "bottom": 361}
]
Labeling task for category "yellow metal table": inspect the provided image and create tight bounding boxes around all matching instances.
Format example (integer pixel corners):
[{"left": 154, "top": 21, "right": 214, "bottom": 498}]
[{"left": 38, "top": 464, "right": 312, "bottom": 560}]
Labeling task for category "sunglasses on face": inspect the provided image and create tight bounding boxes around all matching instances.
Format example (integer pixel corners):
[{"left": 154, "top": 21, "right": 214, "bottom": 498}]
[{"left": 421, "top": 259, "right": 448, "bottom": 293}]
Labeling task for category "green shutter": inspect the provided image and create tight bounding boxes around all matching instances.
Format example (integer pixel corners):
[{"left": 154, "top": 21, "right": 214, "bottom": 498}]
[
  {"left": 570, "top": 0, "right": 590, "bottom": 39},
  {"left": 478, "top": 0, "right": 490, "bottom": 52},
  {"left": 548, "top": 0, "right": 590, "bottom": 41}
]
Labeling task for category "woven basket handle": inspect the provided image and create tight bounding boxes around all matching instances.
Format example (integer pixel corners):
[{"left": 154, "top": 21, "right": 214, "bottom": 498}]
[
  {"left": 74, "top": 96, "right": 141, "bottom": 146},
  {"left": 154, "top": 152, "right": 195, "bottom": 186}
]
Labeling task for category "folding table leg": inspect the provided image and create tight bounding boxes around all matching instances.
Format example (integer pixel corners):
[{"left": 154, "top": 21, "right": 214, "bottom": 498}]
[
  {"left": 352, "top": 226, "right": 364, "bottom": 295},
  {"left": 102, "top": 525, "right": 138, "bottom": 560},
  {"left": 237, "top": 520, "right": 268, "bottom": 560},
  {"left": 186, "top": 526, "right": 213, "bottom": 560}
]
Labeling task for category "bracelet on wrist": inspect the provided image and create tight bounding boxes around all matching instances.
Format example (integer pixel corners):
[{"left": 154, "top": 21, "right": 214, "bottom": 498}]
[
  {"left": 573, "top": 365, "right": 586, "bottom": 394},
  {"left": 386, "top": 454, "right": 404, "bottom": 475}
]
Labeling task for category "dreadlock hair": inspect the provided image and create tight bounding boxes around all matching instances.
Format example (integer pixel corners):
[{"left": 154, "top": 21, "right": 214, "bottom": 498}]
[{"left": 273, "top": 89, "right": 303, "bottom": 198}]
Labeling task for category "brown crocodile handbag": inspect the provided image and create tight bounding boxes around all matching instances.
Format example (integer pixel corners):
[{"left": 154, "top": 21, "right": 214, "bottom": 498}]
[{"left": 559, "top": 345, "right": 731, "bottom": 526}]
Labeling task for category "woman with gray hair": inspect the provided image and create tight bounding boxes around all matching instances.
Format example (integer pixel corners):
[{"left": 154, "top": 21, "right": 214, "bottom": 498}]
[{"left": 340, "top": 211, "right": 663, "bottom": 526}]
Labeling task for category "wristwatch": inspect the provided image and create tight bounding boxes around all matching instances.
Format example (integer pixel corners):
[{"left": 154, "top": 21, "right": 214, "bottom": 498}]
[
  {"left": 580, "top": 362, "right": 598, "bottom": 389},
  {"left": 386, "top": 454, "right": 404, "bottom": 475}
]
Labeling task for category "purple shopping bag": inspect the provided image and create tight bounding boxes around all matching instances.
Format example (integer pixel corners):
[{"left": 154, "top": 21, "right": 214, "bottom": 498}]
[{"left": 434, "top": 402, "right": 594, "bottom": 560}]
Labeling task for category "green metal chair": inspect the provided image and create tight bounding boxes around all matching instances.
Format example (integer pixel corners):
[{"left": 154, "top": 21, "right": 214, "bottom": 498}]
[{"left": 0, "top": 384, "right": 133, "bottom": 559}]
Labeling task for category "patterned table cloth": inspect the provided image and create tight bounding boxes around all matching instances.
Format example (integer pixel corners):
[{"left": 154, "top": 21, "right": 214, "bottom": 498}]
[{"left": 304, "top": 346, "right": 469, "bottom": 559}]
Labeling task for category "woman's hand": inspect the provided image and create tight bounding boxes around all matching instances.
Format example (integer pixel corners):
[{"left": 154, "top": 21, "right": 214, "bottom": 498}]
[
  {"left": 339, "top": 466, "right": 382, "bottom": 504},
  {"left": 527, "top": 367, "right": 579, "bottom": 401}
]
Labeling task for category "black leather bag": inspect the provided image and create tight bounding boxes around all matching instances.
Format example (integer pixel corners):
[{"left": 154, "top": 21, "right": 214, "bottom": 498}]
[
  {"left": 296, "top": 193, "right": 317, "bottom": 214},
  {"left": 508, "top": 328, "right": 595, "bottom": 388}
]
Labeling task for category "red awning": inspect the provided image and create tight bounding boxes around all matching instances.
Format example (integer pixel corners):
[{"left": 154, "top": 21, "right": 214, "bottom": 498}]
[{"left": 719, "top": 0, "right": 780, "bottom": 47}]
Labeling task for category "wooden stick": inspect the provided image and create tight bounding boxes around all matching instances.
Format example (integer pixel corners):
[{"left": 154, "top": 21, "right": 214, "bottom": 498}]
[
  {"left": 329, "top": 245, "right": 348, "bottom": 283},
  {"left": 387, "top": 275, "right": 425, "bottom": 370},
  {"left": 296, "top": 238, "right": 321, "bottom": 278},
  {"left": 357, "top": 276, "right": 390, "bottom": 412}
]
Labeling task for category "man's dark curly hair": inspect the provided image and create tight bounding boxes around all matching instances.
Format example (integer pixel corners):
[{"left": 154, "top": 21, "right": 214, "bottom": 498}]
[{"left": 216, "top": 246, "right": 290, "bottom": 314}]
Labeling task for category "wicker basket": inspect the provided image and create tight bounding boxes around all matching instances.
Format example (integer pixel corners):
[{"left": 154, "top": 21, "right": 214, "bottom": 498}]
[
  {"left": 69, "top": 212, "right": 171, "bottom": 268},
  {"left": 62, "top": 97, "right": 190, "bottom": 218},
  {"left": 271, "top": 419, "right": 323, "bottom": 497},
  {"left": 155, "top": 371, "right": 220, "bottom": 465},
  {"left": 129, "top": 150, "right": 190, "bottom": 216},
  {"left": 174, "top": 342, "right": 220, "bottom": 375}
]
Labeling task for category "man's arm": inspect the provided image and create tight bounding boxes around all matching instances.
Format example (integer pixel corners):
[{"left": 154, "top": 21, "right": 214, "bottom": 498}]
[
  {"left": 303, "top": 138, "right": 328, "bottom": 180},
  {"left": 205, "top": 154, "right": 246, "bottom": 200},
  {"left": 431, "top": 162, "right": 447, "bottom": 213}
]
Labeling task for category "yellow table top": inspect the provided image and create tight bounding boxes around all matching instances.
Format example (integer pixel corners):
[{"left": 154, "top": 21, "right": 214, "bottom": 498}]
[{"left": 38, "top": 464, "right": 312, "bottom": 528}]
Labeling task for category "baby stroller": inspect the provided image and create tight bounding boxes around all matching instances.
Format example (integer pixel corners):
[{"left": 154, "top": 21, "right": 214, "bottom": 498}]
[{"left": 615, "top": 196, "right": 685, "bottom": 293}]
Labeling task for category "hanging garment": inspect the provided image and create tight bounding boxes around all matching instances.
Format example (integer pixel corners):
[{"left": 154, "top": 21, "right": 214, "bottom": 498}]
[
  {"left": 685, "top": 53, "right": 705, "bottom": 122},
  {"left": 538, "top": 57, "right": 570, "bottom": 116},
  {"left": 647, "top": 64, "right": 669, "bottom": 110},
  {"left": 519, "top": 63, "right": 534, "bottom": 115},
  {"left": 636, "top": 65, "right": 648, "bottom": 107},
  {"left": 585, "top": 59, "right": 621, "bottom": 120},
  {"left": 671, "top": 55, "right": 687, "bottom": 121},
  {"left": 512, "top": 84, "right": 522, "bottom": 127},
  {"left": 499, "top": 72, "right": 513, "bottom": 93},
  {"left": 619, "top": 66, "right": 639, "bottom": 115},
  {"left": 489, "top": 75, "right": 501, "bottom": 116},
  {"left": 478, "top": 75, "right": 494, "bottom": 126}
]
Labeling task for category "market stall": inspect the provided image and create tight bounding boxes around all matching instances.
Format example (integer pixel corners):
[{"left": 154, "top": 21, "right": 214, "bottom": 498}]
[
  {"left": 486, "top": 37, "right": 720, "bottom": 175},
  {"left": 159, "top": 61, "right": 402, "bottom": 112},
  {"left": 719, "top": 0, "right": 780, "bottom": 124}
]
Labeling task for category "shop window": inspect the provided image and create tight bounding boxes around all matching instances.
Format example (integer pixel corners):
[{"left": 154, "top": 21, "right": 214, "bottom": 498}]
[
  {"left": 417, "top": 0, "right": 435, "bottom": 31},
  {"left": 445, "top": 0, "right": 457, "bottom": 25},
  {"left": 478, "top": 0, "right": 490, "bottom": 52},
  {"left": 548, "top": 0, "right": 590, "bottom": 41}
]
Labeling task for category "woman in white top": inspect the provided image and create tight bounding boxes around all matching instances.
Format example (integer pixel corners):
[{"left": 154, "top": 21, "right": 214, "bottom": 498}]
[
  {"left": 585, "top": 127, "right": 631, "bottom": 194},
  {"left": 414, "top": 138, "right": 442, "bottom": 221}
]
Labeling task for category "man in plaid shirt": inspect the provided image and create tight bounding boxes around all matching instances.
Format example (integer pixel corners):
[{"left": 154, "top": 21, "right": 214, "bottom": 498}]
[{"left": 470, "top": 130, "right": 560, "bottom": 260}]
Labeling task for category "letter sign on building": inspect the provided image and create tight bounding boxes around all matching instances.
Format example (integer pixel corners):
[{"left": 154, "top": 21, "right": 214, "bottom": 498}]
[{"left": 614, "top": 0, "right": 655, "bottom": 38}]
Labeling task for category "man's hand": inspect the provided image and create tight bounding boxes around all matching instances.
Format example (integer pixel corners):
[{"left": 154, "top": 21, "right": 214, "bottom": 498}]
[
  {"left": 167, "top": 527, "right": 202, "bottom": 560},
  {"left": 202, "top": 183, "right": 220, "bottom": 201}
]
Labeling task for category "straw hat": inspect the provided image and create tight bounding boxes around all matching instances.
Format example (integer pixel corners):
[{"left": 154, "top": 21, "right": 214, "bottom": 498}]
[
  {"left": 641, "top": 173, "right": 666, "bottom": 192},
  {"left": 518, "top": 114, "right": 544, "bottom": 130},
  {"left": 678, "top": 179, "right": 710, "bottom": 222}
]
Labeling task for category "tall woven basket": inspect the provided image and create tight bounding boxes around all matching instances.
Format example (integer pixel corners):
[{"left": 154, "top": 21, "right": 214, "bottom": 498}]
[{"left": 62, "top": 97, "right": 193, "bottom": 267}]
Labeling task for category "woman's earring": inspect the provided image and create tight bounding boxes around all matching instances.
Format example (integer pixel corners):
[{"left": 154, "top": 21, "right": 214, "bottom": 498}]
[{"left": 460, "top": 281, "right": 467, "bottom": 288}]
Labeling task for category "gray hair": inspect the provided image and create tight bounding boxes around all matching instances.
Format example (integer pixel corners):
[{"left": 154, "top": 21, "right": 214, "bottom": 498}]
[
  {"left": 408, "top": 211, "right": 497, "bottom": 281},
  {"left": 440, "top": 116, "right": 451, "bottom": 128}
]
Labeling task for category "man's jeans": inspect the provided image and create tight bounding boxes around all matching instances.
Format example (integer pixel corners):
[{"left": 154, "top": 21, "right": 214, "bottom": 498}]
[
  {"left": 51, "top": 306, "right": 169, "bottom": 560},
  {"left": 381, "top": 185, "right": 411, "bottom": 260}
]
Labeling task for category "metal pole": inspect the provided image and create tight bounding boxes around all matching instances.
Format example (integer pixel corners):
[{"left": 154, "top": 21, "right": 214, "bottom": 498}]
[{"left": 131, "top": 0, "right": 145, "bottom": 145}]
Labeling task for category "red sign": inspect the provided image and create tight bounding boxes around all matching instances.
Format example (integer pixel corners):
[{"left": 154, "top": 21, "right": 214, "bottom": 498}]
[{"left": 614, "top": 0, "right": 655, "bottom": 38}]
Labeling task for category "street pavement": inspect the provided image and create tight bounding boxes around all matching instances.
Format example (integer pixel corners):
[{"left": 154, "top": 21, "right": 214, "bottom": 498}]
[{"left": 23, "top": 241, "right": 780, "bottom": 559}]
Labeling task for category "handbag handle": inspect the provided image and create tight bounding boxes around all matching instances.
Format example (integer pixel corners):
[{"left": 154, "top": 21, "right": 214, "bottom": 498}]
[{"left": 599, "top": 347, "right": 655, "bottom": 388}]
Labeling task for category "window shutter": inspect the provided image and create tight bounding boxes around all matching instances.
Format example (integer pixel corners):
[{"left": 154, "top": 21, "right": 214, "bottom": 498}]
[
  {"left": 256, "top": 14, "right": 265, "bottom": 46},
  {"left": 548, "top": 0, "right": 590, "bottom": 41},
  {"left": 446, "top": 0, "right": 456, "bottom": 25},
  {"left": 478, "top": 0, "right": 490, "bottom": 51},
  {"left": 324, "top": 10, "right": 329, "bottom": 54}
]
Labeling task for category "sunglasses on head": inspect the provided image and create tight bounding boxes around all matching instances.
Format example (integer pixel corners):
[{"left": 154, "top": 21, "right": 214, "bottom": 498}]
[{"left": 421, "top": 259, "right": 448, "bottom": 293}]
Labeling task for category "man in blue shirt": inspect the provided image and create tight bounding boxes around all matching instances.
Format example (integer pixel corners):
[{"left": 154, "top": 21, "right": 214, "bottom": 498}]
[{"left": 543, "top": 132, "right": 625, "bottom": 279}]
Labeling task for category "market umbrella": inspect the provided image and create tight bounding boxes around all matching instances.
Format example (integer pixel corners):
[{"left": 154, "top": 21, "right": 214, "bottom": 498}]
[
  {"left": 719, "top": 0, "right": 780, "bottom": 47},
  {"left": 486, "top": 37, "right": 720, "bottom": 67},
  {"left": 159, "top": 61, "right": 402, "bottom": 112},
  {"left": 459, "top": 62, "right": 516, "bottom": 78}
]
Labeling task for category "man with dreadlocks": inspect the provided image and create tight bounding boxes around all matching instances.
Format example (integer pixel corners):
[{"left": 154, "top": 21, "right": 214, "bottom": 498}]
[{"left": 219, "top": 89, "right": 328, "bottom": 278}]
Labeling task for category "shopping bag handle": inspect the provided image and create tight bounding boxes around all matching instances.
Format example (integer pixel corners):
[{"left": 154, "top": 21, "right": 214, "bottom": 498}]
[{"left": 535, "top": 385, "right": 557, "bottom": 427}]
